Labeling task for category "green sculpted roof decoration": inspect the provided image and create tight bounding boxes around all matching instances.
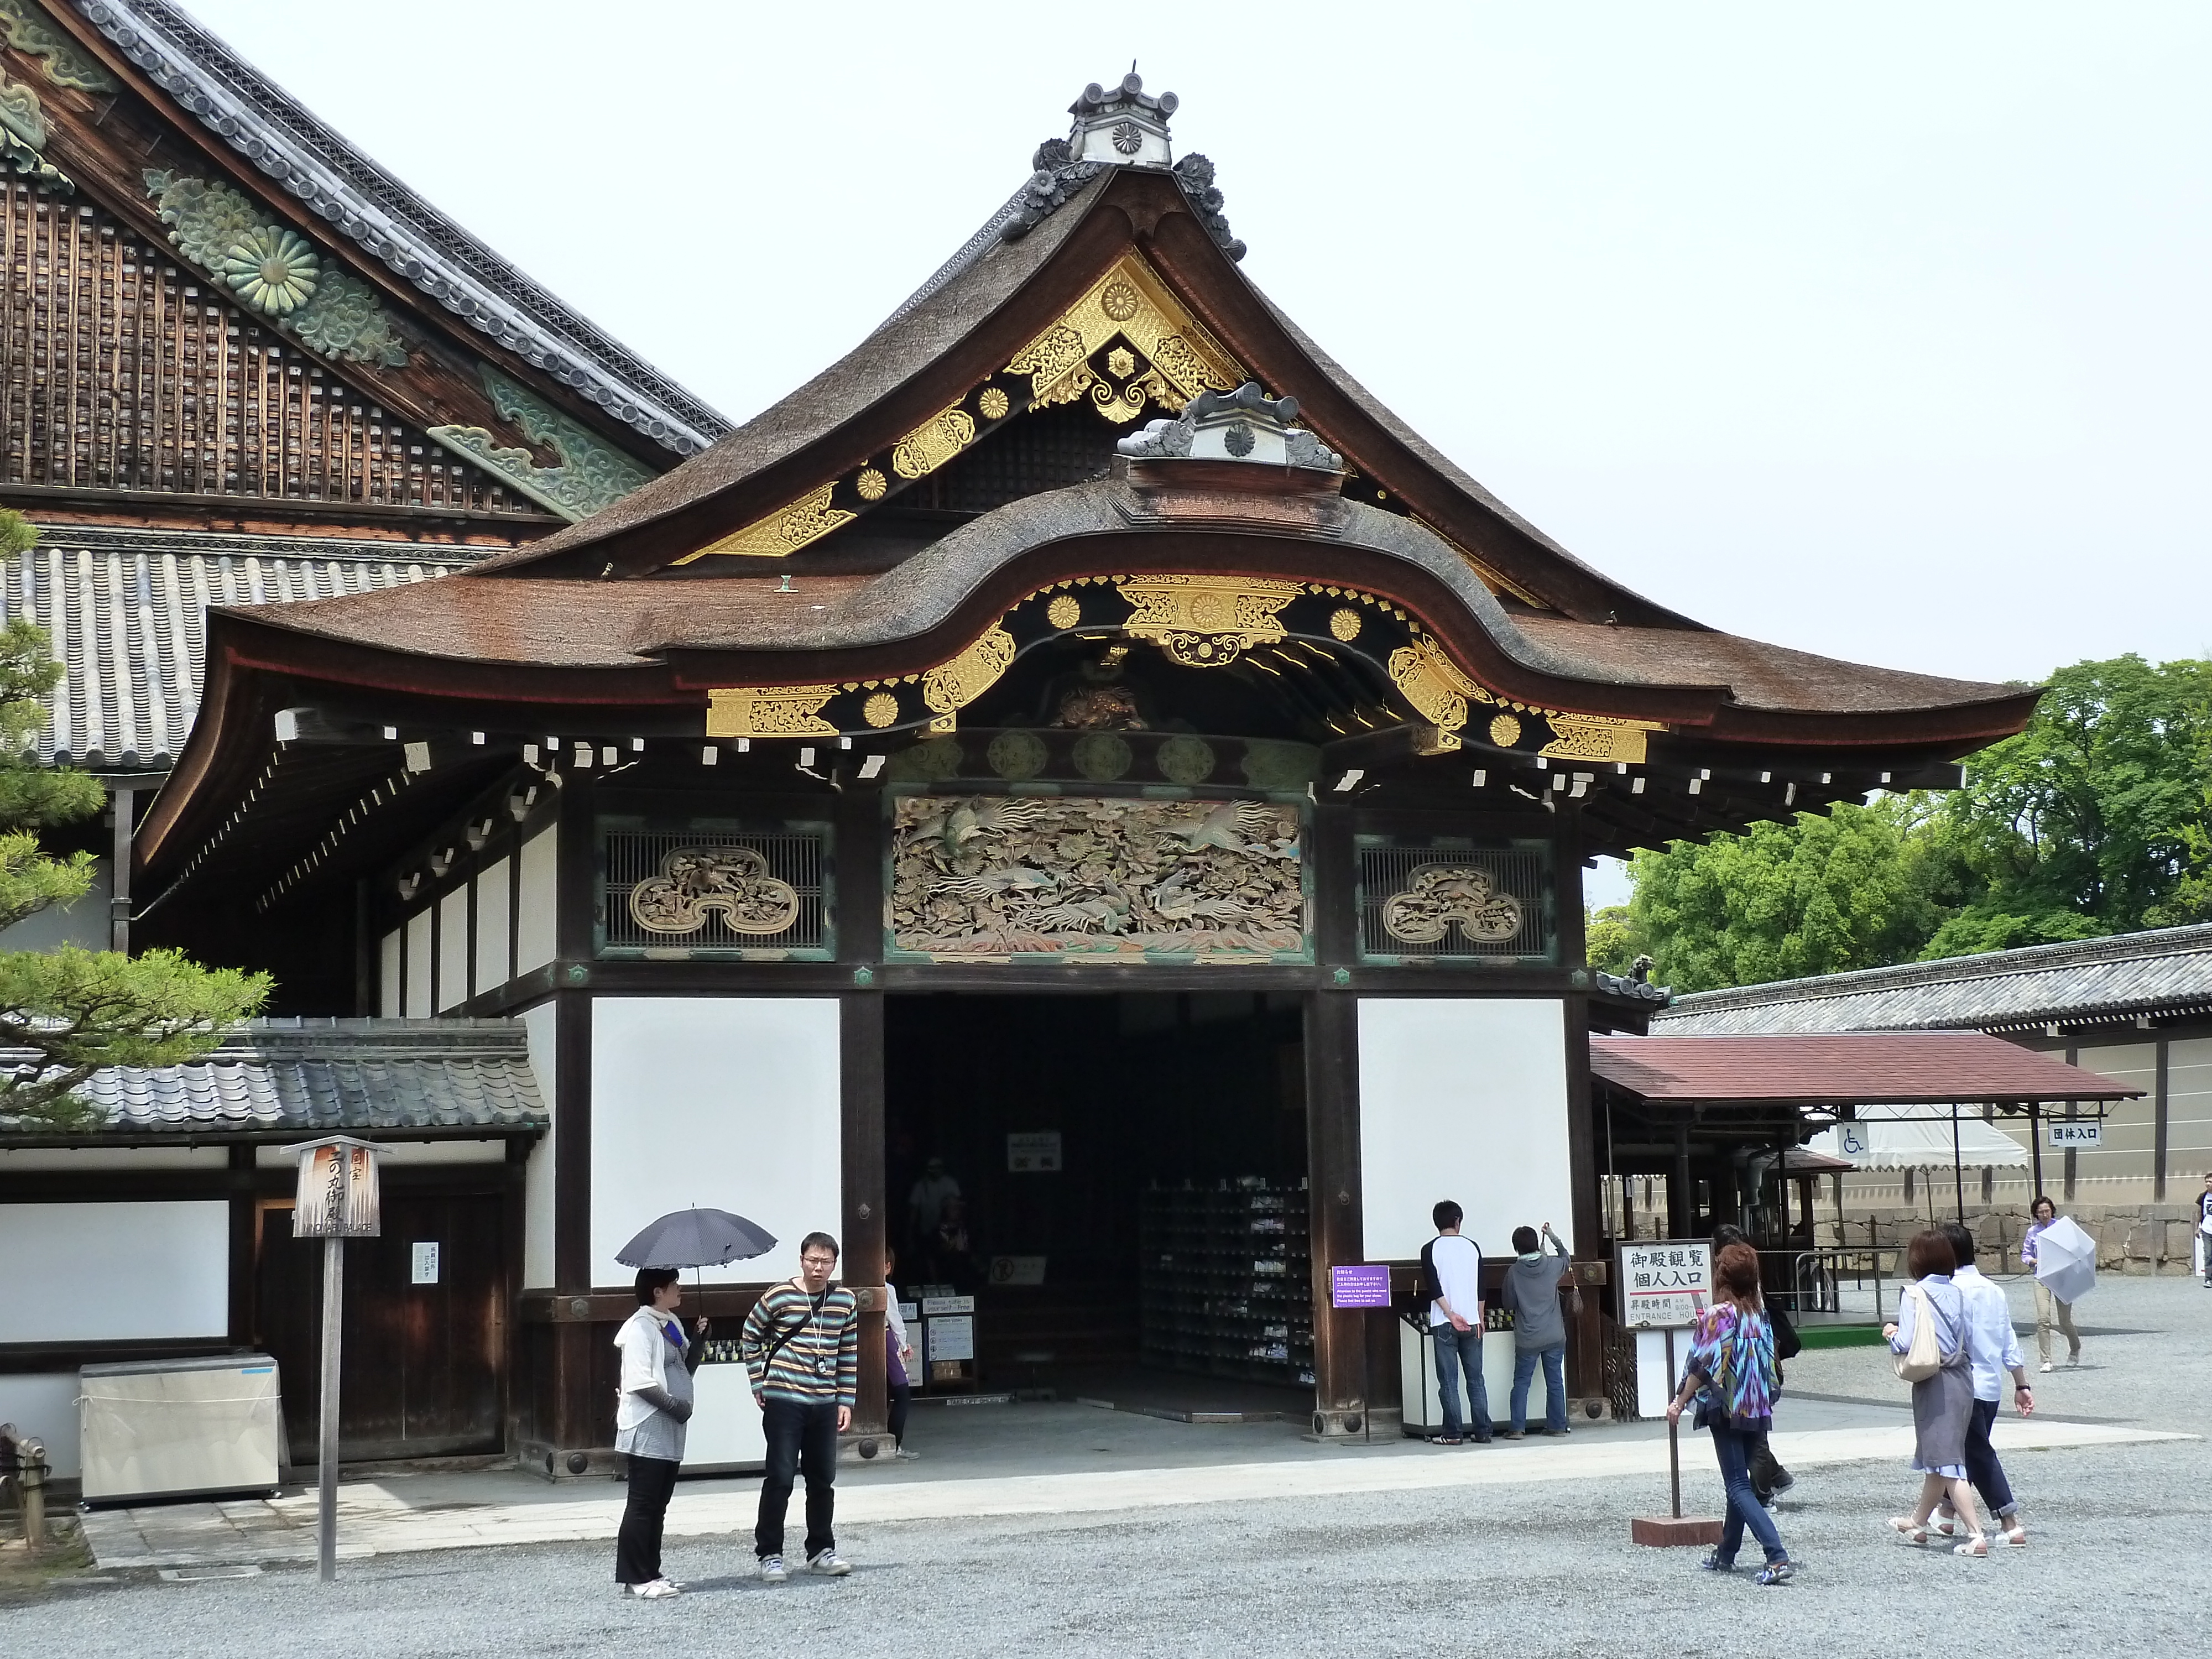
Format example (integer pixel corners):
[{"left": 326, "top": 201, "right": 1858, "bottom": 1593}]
[
  {"left": 426, "top": 369, "right": 655, "bottom": 523},
  {"left": 0, "top": 70, "right": 67, "bottom": 191},
  {"left": 143, "top": 168, "right": 409, "bottom": 367},
  {"left": 0, "top": 0, "right": 118, "bottom": 92}
]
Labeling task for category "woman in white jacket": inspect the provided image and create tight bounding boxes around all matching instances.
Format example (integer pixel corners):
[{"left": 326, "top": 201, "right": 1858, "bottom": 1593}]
[{"left": 614, "top": 1268, "right": 705, "bottom": 1597}]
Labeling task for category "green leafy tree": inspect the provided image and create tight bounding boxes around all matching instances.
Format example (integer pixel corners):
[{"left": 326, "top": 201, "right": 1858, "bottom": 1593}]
[
  {"left": 1623, "top": 797, "right": 1950, "bottom": 993},
  {"left": 0, "top": 511, "right": 270, "bottom": 1131},
  {"left": 1585, "top": 904, "right": 1639, "bottom": 978}
]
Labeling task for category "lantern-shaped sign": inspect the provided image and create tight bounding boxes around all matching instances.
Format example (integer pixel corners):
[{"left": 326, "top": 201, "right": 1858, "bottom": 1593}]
[{"left": 286, "top": 1136, "right": 382, "bottom": 1239}]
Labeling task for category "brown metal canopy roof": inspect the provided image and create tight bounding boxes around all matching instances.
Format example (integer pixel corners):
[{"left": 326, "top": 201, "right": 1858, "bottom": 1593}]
[{"left": 1589, "top": 1032, "right": 2141, "bottom": 1107}]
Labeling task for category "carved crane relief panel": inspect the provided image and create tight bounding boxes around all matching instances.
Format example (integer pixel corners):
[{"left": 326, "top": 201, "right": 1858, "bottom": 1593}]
[{"left": 888, "top": 795, "right": 1306, "bottom": 959}]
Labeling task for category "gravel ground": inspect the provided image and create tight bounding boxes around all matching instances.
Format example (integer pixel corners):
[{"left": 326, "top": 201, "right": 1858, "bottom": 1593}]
[{"left": 18, "top": 1275, "right": 2209, "bottom": 1658}]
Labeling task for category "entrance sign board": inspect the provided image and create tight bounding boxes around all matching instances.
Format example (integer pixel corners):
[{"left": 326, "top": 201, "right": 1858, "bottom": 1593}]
[
  {"left": 291, "top": 1139, "right": 382, "bottom": 1238},
  {"left": 2047, "top": 1121, "right": 2101, "bottom": 1148},
  {"left": 1329, "top": 1264, "right": 1392, "bottom": 1310},
  {"left": 1006, "top": 1131, "right": 1063, "bottom": 1172},
  {"left": 1616, "top": 1240, "right": 1712, "bottom": 1329}
]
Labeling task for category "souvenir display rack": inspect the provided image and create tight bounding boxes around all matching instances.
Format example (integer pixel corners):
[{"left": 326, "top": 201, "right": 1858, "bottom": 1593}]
[{"left": 1138, "top": 1178, "right": 1314, "bottom": 1387}]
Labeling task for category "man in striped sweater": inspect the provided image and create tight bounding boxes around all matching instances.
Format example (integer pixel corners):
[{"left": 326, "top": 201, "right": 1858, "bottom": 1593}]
[{"left": 740, "top": 1229, "right": 860, "bottom": 1582}]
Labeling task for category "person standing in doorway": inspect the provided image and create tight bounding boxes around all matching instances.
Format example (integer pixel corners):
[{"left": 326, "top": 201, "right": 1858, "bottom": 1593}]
[
  {"left": 1932, "top": 1222, "right": 2033, "bottom": 1546},
  {"left": 884, "top": 1246, "right": 918, "bottom": 1460},
  {"left": 1498, "top": 1222, "right": 1578, "bottom": 1439},
  {"left": 907, "top": 1156, "right": 961, "bottom": 1253},
  {"left": 1420, "top": 1201, "right": 1490, "bottom": 1445},
  {"left": 1663, "top": 1242, "right": 1795, "bottom": 1584},
  {"left": 740, "top": 1232, "right": 859, "bottom": 1582},
  {"left": 613, "top": 1268, "right": 705, "bottom": 1598},
  {"left": 2020, "top": 1195, "right": 2081, "bottom": 1372}
]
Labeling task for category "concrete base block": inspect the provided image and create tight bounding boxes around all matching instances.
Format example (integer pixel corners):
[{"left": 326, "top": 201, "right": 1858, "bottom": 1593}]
[{"left": 1632, "top": 1514, "right": 1724, "bottom": 1547}]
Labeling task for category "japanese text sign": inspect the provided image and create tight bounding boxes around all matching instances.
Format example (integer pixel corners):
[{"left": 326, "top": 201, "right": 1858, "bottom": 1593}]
[
  {"left": 1616, "top": 1239, "right": 1710, "bottom": 1328},
  {"left": 1330, "top": 1264, "right": 1392, "bottom": 1310},
  {"left": 289, "top": 1139, "right": 382, "bottom": 1238}
]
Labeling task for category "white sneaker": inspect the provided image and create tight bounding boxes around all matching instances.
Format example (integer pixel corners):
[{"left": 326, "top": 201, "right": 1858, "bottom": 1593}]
[
  {"left": 759, "top": 1554, "right": 789, "bottom": 1584},
  {"left": 2039, "top": 1361, "right": 2052, "bottom": 1374},
  {"left": 629, "top": 1578, "right": 680, "bottom": 1599},
  {"left": 808, "top": 1548, "right": 852, "bottom": 1577},
  {"left": 894, "top": 1446, "right": 921, "bottom": 1460}
]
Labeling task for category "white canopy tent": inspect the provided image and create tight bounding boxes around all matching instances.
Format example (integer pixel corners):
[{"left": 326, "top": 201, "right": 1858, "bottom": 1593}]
[{"left": 1810, "top": 1106, "right": 2032, "bottom": 1171}]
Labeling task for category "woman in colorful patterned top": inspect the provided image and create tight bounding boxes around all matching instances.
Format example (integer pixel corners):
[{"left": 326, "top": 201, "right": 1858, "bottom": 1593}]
[
  {"left": 1666, "top": 1241, "right": 1795, "bottom": 1584},
  {"left": 2020, "top": 1195, "right": 2081, "bottom": 1371}
]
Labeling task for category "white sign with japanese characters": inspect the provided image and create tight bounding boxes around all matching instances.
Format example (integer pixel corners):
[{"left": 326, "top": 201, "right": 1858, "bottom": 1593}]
[
  {"left": 1617, "top": 1239, "right": 1713, "bottom": 1328},
  {"left": 2046, "top": 1121, "right": 2101, "bottom": 1147}
]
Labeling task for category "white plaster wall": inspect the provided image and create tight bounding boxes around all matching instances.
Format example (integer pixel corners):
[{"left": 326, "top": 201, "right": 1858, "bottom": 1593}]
[
  {"left": 1358, "top": 999, "right": 1573, "bottom": 1261},
  {"left": 437, "top": 886, "right": 470, "bottom": 1013},
  {"left": 0, "top": 1201, "right": 228, "bottom": 1342},
  {"left": 474, "top": 857, "right": 511, "bottom": 995},
  {"left": 2164, "top": 1036, "right": 2212, "bottom": 1178},
  {"left": 0, "top": 1374, "right": 83, "bottom": 1477},
  {"left": 404, "top": 911, "right": 434, "bottom": 1019},
  {"left": 520, "top": 1001, "right": 559, "bottom": 1287},
  {"left": 2069, "top": 1040, "right": 2158, "bottom": 1183},
  {"left": 379, "top": 927, "right": 403, "bottom": 1019},
  {"left": 0, "top": 1148, "right": 223, "bottom": 1171},
  {"left": 515, "top": 829, "right": 557, "bottom": 975},
  {"left": 589, "top": 998, "right": 841, "bottom": 1288}
]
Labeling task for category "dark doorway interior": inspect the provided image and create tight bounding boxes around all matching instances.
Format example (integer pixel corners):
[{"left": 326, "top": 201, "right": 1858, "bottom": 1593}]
[
  {"left": 885, "top": 992, "right": 1309, "bottom": 1404},
  {"left": 254, "top": 1183, "right": 510, "bottom": 1464}
]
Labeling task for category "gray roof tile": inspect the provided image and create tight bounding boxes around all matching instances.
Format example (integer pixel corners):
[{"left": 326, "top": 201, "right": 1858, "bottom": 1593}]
[
  {"left": 0, "top": 1017, "right": 546, "bottom": 1138},
  {"left": 1654, "top": 925, "right": 2212, "bottom": 1035}
]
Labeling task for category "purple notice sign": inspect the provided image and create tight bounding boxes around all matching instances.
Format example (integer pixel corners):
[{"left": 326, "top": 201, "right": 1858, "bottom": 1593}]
[{"left": 1330, "top": 1264, "right": 1392, "bottom": 1310}]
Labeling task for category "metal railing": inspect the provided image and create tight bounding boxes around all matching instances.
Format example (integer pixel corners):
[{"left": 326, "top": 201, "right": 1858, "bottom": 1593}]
[{"left": 1778, "top": 1247, "right": 1899, "bottom": 1323}]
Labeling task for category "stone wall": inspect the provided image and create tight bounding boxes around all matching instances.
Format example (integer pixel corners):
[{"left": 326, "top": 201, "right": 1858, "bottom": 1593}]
[{"left": 1817, "top": 1203, "right": 2206, "bottom": 1276}]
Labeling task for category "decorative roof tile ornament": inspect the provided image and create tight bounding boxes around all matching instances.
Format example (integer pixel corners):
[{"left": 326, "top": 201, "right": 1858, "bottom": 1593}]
[
  {"left": 0, "top": 70, "right": 71, "bottom": 192},
  {"left": 0, "top": 0, "right": 117, "bottom": 91},
  {"left": 143, "top": 167, "right": 409, "bottom": 365},
  {"left": 427, "top": 368, "right": 656, "bottom": 523},
  {"left": 1118, "top": 382, "right": 1344, "bottom": 472},
  {"left": 998, "top": 71, "right": 1244, "bottom": 261}
]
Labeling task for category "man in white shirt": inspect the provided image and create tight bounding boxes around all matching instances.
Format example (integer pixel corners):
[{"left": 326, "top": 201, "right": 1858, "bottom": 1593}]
[
  {"left": 1935, "top": 1220, "right": 2034, "bottom": 1545},
  {"left": 1419, "top": 1200, "right": 1491, "bottom": 1445}
]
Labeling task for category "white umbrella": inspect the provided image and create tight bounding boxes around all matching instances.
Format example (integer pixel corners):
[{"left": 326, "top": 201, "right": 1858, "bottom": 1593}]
[{"left": 2034, "top": 1215, "right": 2098, "bottom": 1303}]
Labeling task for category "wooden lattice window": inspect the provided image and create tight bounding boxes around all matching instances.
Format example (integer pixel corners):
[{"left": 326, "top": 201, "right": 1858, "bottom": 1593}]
[{"left": 0, "top": 179, "right": 539, "bottom": 515}]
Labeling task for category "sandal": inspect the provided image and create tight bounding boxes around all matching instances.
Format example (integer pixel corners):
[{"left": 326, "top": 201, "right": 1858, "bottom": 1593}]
[
  {"left": 1698, "top": 1551, "right": 1736, "bottom": 1573},
  {"left": 1953, "top": 1535, "right": 1989, "bottom": 1557},
  {"left": 1999, "top": 1522, "right": 2028, "bottom": 1547},
  {"left": 1931, "top": 1511, "right": 1957, "bottom": 1537},
  {"left": 1754, "top": 1560, "right": 1796, "bottom": 1586},
  {"left": 1887, "top": 1517, "right": 1929, "bottom": 1545}
]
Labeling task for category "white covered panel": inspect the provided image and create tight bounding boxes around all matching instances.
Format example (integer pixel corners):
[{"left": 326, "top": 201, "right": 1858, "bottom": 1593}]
[
  {"left": 475, "top": 857, "right": 512, "bottom": 995},
  {"left": 1358, "top": 999, "right": 1572, "bottom": 1262},
  {"left": 517, "top": 828, "right": 558, "bottom": 975},
  {"left": 0, "top": 1373, "right": 83, "bottom": 1477},
  {"left": 0, "top": 1201, "right": 228, "bottom": 1342},
  {"left": 591, "top": 998, "right": 841, "bottom": 1287},
  {"left": 437, "top": 886, "right": 470, "bottom": 1014},
  {"left": 404, "top": 911, "right": 433, "bottom": 1019},
  {"left": 379, "top": 928, "right": 403, "bottom": 1019},
  {"left": 521, "top": 1002, "right": 558, "bottom": 1287}
]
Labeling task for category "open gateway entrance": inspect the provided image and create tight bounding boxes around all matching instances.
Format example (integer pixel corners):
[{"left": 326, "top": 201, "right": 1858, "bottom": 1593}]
[{"left": 885, "top": 992, "right": 1313, "bottom": 1419}]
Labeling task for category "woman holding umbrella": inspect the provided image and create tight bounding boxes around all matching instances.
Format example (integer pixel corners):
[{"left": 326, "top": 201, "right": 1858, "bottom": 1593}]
[{"left": 614, "top": 1268, "right": 706, "bottom": 1598}]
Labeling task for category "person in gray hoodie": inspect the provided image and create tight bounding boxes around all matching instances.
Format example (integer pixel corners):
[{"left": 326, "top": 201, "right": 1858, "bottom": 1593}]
[{"left": 1498, "top": 1222, "right": 1578, "bottom": 1438}]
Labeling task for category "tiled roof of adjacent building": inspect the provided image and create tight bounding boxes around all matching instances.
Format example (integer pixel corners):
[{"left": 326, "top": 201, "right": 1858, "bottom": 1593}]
[
  {"left": 0, "top": 1017, "right": 546, "bottom": 1140},
  {"left": 1589, "top": 1031, "right": 2140, "bottom": 1105},
  {"left": 71, "top": 0, "right": 727, "bottom": 456},
  {"left": 1653, "top": 925, "right": 2212, "bottom": 1036},
  {"left": 3, "top": 526, "right": 469, "bottom": 771}
]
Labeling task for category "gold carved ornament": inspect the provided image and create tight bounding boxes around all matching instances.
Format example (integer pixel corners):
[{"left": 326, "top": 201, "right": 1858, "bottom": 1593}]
[
  {"left": 1115, "top": 576, "right": 1302, "bottom": 667},
  {"left": 920, "top": 624, "right": 1018, "bottom": 731},
  {"left": 892, "top": 406, "right": 978, "bottom": 479},
  {"left": 1539, "top": 712, "right": 1666, "bottom": 766},
  {"left": 1380, "top": 865, "right": 1524, "bottom": 947},
  {"left": 705, "top": 685, "right": 841, "bottom": 740},
  {"left": 629, "top": 846, "right": 801, "bottom": 937},
  {"left": 1386, "top": 633, "right": 1494, "bottom": 750},
  {"left": 687, "top": 484, "right": 855, "bottom": 562},
  {"left": 1005, "top": 254, "right": 1243, "bottom": 422}
]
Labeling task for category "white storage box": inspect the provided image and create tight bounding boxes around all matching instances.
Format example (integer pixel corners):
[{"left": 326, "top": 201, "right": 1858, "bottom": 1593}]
[{"left": 79, "top": 1354, "right": 283, "bottom": 1504}]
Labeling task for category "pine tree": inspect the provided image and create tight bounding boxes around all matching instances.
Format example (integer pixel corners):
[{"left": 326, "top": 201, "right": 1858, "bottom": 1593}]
[{"left": 0, "top": 511, "right": 270, "bottom": 1130}]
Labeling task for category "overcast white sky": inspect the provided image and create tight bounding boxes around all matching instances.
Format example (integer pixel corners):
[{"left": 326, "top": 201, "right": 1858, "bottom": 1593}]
[{"left": 185, "top": 0, "right": 2208, "bottom": 702}]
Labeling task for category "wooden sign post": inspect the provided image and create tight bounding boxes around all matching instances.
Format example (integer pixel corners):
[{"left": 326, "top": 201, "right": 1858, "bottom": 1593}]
[
  {"left": 284, "top": 1136, "right": 382, "bottom": 1583},
  {"left": 1619, "top": 1239, "right": 1724, "bottom": 1548}
]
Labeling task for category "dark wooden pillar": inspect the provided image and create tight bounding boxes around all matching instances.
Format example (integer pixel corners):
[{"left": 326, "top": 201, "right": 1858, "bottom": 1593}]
[
  {"left": 1305, "top": 989, "right": 1365, "bottom": 1435},
  {"left": 2154, "top": 1035, "right": 2170, "bottom": 1201},
  {"left": 842, "top": 993, "right": 888, "bottom": 1440},
  {"left": 110, "top": 786, "right": 134, "bottom": 953},
  {"left": 547, "top": 774, "right": 601, "bottom": 1462},
  {"left": 227, "top": 1143, "right": 257, "bottom": 1346}
]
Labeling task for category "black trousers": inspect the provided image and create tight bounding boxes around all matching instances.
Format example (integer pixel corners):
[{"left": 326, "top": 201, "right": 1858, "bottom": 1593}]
[
  {"left": 888, "top": 1378, "right": 912, "bottom": 1447},
  {"left": 756, "top": 1397, "right": 839, "bottom": 1561},
  {"left": 1747, "top": 1430, "right": 1791, "bottom": 1500},
  {"left": 615, "top": 1454, "right": 680, "bottom": 1585},
  {"left": 1961, "top": 1397, "right": 2017, "bottom": 1517}
]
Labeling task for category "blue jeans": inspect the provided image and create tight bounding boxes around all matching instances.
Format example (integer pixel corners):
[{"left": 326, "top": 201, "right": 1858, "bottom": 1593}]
[
  {"left": 1962, "top": 1397, "right": 2016, "bottom": 1517},
  {"left": 1432, "top": 1325, "right": 1490, "bottom": 1438},
  {"left": 1510, "top": 1342, "right": 1567, "bottom": 1434},
  {"left": 1709, "top": 1418, "right": 1787, "bottom": 1564}
]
